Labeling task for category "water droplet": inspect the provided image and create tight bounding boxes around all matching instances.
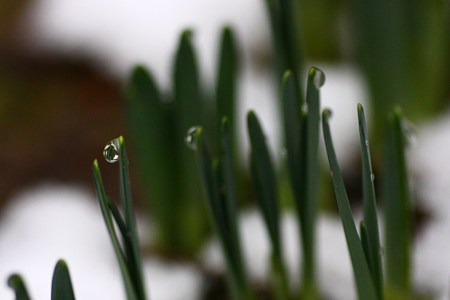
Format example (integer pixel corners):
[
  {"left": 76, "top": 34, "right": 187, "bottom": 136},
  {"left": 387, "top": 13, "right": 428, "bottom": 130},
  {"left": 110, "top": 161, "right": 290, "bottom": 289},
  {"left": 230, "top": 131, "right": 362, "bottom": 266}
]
[
  {"left": 330, "top": 171, "right": 334, "bottom": 177},
  {"left": 301, "top": 102, "right": 309, "bottom": 114},
  {"left": 370, "top": 173, "right": 375, "bottom": 181},
  {"left": 103, "top": 138, "right": 120, "bottom": 163},
  {"left": 365, "top": 139, "right": 369, "bottom": 147},
  {"left": 311, "top": 68, "right": 326, "bottom": 88},
  {"left": 185, "top": 126, "right": 201, "bottom": 150},
  {"left": 401, "top": 119, "right": 418, "bottom": 148}
]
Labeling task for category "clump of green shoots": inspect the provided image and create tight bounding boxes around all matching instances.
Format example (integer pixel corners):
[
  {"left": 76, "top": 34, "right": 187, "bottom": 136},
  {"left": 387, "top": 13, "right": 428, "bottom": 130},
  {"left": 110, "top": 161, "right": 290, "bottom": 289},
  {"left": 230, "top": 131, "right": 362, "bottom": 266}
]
[
  {"left": 124, "top": 27, "right": 238, "bottom": 257},
  {"left": 93, "top": 136, "right": 147, "bottom": 300},
  {"left": 322, "top": 104, "right": 411, "bottom": 300}
]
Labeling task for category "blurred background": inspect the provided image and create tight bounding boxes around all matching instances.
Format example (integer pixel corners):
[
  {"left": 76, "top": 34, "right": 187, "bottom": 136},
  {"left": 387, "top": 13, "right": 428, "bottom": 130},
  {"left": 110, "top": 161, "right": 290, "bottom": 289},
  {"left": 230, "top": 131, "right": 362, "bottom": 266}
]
[
  {"left": 0, "top": 0, "right": 448, "bottom": 207},
  {"left": 0, "top": 0, "right": 449, "bottom": 298}
]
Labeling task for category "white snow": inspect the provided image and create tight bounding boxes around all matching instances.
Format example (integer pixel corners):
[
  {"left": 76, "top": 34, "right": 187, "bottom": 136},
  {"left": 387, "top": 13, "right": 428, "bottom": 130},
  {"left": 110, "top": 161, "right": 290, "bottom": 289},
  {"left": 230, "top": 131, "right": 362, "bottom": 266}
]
[
  {"left": 0, "top": 184, "right": 203, "bottom": 300},
  {"left": 409, "top": 108, "right": 450, "bottom": 299},
  {"left": 24, "top": 0, "right": 269, "bottom": 88}
]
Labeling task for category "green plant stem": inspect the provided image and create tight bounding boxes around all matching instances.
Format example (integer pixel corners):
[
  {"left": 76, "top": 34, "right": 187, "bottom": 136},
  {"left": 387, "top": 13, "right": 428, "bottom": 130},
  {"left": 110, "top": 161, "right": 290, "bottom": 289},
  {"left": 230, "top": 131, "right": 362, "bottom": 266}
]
[
  {"left": 322, "top": 109, "right": 377, "bottom": 300},
  {"left": 382, "top": 108, "right": 411, "bottom": 299}
]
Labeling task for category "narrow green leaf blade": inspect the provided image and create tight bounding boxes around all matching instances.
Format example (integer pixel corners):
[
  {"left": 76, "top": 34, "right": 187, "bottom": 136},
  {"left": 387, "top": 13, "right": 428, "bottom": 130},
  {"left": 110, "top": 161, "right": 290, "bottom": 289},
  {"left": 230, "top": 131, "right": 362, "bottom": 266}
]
[
  {"left": 193, "top": 127, "right": 253, "bottom": 300},
  {"left": 297, "top": 67, "right": 324, "bottom": 297},
  {"left": 124, "top": 66, "right": 175, "bottom": 247},
  {"left": 51, "top": 260, "right": 75, "bottom": 300},
  {"left": 281, "top": 71, "right": 301, "bottom": 196},
  {"left": 118, "top": 136, "right": 147, "bottom": 300},
  {"left": 322, "top": 110, "right": 377, "bottom": 300},
  {"left": 92, "top": 160, "right": 138, "bottom": 300},
  {"left": 172, "top": 30, "right": 208, "bottom": 254},
  {"left": 174, "top": 30, "right": 202, "bottom": 140},
  {"left": 247, "top": 111, "right": 281, "bottom": 256},
  {"left": 7, "top": 274, "right": 31, "bottom": 300},
  {"left": 216, "top": 27, "right": 238, "bottom": 123},
  {"left": 382, "top": 108, "right": 411, "bottom": 298},
  {"left": 357, "top": 104, "right": 383, "bottom": 298},
  {"left": 219, "top": 118, "right": 240, "bottom": 259}
]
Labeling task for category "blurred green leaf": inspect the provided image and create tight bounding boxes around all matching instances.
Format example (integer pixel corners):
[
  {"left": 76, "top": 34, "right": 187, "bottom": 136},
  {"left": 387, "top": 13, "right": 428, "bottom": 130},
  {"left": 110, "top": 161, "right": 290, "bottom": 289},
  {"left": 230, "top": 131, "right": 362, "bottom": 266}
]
[
  {"left": 354, "top": 0, "right": 449, "bottom": 141},
  {"left": 382, "top": 108, "right": 411, "bottom": 298},
  {"left": 216, "top": 27, "right": 238, "bottom": 125},
  {"left": 358, "top": 104, "right": 383, "bottom": 298},
  {"left": 193, "top": 125, "right": 254, "bottom": 300},
  {"left": 172, "top": 30, "right": 209, "bottom": 254},
  {"left": 174, "top": 30, "right": 202, "bottom": 140},
  {"left": 124, "top": 66, "right": 176, "bottom": 251},
  {"left": 7, "top": 274, "right": 31, "bottom": 300},
  {"left": 264, "top": 0, "right": 304, "bottom": 96},
  {"left": 281, "top": 71, "right": 302, "bottom": 194},
  {"left": 322, "top": 109, "right": 377, "bottom": 300},
  {"left": 51, "top": 260, "right": 75, "bottom": 300},
  {"left": 297, "top": 67, "right": 324, "bottom": 298},
  {"left": 247, "top": 111, "right": 289, "bottom": 299},
  {"left": 247, "top": 111, "right": 281, "bottom": 256}
]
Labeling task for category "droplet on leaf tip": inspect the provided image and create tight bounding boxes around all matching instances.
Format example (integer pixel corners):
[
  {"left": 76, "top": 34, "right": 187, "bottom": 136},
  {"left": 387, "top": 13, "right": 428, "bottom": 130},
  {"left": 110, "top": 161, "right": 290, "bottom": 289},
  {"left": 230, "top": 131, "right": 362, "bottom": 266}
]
[
  {"left": 103, "top": 138, "right": 120, "bottom": 163},
  {"left": 185, "top": 126, "right": 201, "bottom": 150}
]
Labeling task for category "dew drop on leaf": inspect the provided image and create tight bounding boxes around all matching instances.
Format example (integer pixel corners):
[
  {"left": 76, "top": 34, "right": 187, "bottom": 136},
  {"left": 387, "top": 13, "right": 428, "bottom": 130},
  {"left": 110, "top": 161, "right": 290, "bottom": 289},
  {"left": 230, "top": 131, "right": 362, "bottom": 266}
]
[
  {"left": 401, "top": 119, "right": 418, "bottom": 148},
  {"left": 310, "top": 67, "right": 326, "bottom": 88},
  {"left": 301, "top": 102, "right": 309, "bottom": 114},
  {"left": 103, "top": 138, "right": 120, "bottom": 163},
  {"left": 185, "top": 126, "right": 201, "bottom": 150}
]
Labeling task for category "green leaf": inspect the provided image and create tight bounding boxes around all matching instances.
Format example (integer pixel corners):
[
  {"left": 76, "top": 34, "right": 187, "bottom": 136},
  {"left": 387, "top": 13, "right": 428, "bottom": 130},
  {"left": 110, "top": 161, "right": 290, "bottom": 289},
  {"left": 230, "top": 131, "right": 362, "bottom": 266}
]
[
  {"left": 172, "top": 29, "right": 209, "bottom": 254},
  {"left": 281, "top": 71, "right": 302, "bottom": 196},
  {"left": 216, "top": 27, "right": 238, "bottom": 124},
  {"left": 247, "top": 111, "right": 289, "bottom": 300},
  {"left": 247, "top": 111, "right": 281, "bottom": 256},
  {"left": 118, "top": 137, "right": 147, "bottom": 300},
  {"left": 322, "top": 109, "right": 377, "bottom": 300},
  {"left": 297, "top": 67, "right": 324, "bottom": 298},
  {"left": 51, "top": 260, "right": 75, "bottom": 300},
  {"left": 192, "top": 126, "right": 253, "bottom": 300},
  {"left": 264, "top": 0, "right": 303, "bottom": 97},
  {"left": 382, "top": 108, "right": 411, "bottom": 298},
  {"left": 357, "top": 104, "right": 383, "bottom": 299},
  {"left": 124, "top": 66, "right": 176, "bottom": 250},
  {"left": 92, "top": 159, "right": 138, "bottom": 300},
  {"left": 173, "top": 30, "right": 202, "bottom": 141},
  {"left": 7, "top": 274, "right": 31, "bottom": 300}
]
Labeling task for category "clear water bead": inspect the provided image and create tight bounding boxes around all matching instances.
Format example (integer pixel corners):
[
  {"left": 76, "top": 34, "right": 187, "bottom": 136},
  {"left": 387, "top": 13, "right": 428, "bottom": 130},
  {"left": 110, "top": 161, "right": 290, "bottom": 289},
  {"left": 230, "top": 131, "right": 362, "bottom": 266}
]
[
  {"left": 370, "top": 173, "right": 375, "bottom": 181},
  {"left": 301, "top": 103, "right": 309, "bottom": 114},
  {"left": 103, "top": 138, "right": 120, "bottom": 163},
  {"left": 401, "top": 119, "right": 418, "bottom": 148},
  {"left": 185, "top": 126, "right": 201, "bottom": 150},
  {"left": 311, "top": 67, "right": 326, "bottom": 88}
]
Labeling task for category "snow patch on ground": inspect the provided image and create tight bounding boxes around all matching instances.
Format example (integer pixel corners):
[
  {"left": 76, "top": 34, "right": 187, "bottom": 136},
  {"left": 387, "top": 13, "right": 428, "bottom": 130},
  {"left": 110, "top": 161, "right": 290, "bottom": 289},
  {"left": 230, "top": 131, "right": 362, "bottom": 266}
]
[
  {"left": 0, "top": 184, "right": 203, "bottom": 300},
  {"left": 410, "top": 108, "right": 450, "bottom": 299},
  {"left": 25, "top": 0, "right": 269, "bottom": 87}
]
